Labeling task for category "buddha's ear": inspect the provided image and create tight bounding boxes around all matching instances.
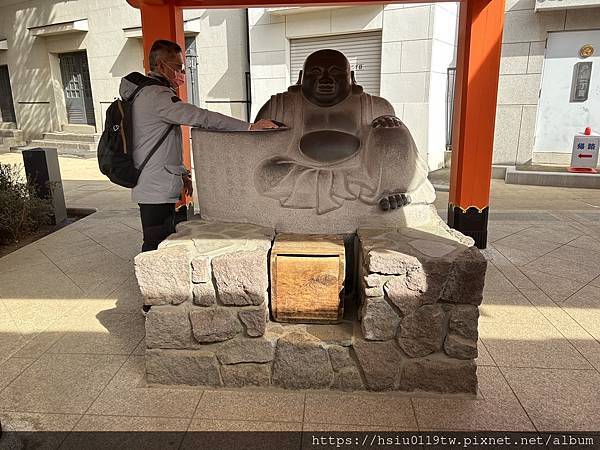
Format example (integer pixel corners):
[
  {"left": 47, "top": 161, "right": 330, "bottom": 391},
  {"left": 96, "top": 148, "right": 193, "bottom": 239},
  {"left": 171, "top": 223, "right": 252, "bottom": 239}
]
[
  {"left": 350, "top": 71, "right": 363, "bottom": 94},
  {"left": 289, "top": 70, "right": 303, "bottom": 92}
]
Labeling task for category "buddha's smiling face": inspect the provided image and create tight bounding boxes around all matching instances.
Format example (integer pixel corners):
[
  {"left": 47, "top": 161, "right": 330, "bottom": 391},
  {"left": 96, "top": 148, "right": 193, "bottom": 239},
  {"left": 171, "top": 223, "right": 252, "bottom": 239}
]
[{"left": 301, "top": 50, "right": 352, "bottom": 107}]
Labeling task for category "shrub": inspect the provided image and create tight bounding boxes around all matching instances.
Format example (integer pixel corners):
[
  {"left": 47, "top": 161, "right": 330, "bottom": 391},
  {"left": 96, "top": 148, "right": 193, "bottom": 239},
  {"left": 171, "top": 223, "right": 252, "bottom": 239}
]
[{"left": 0, "top": 163, "right": 54, "bottom": 244}]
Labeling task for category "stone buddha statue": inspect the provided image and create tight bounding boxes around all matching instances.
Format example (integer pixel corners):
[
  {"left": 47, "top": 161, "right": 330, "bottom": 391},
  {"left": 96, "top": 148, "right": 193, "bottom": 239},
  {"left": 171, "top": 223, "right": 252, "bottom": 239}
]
[{"left": 254, "top": 49, "right": 435, "bottom": 216}]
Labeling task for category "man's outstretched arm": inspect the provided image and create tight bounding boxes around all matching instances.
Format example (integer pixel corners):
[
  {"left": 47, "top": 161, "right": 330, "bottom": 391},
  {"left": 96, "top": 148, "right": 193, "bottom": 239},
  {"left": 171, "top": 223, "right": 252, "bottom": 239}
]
[{"left": 154, "top": 88, "right": 278, "bottom": 131}]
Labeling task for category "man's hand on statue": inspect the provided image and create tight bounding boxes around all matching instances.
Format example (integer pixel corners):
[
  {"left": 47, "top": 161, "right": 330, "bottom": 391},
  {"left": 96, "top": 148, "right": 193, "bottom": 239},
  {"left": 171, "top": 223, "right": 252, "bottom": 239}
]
[
  {"left": 182, "top": 174, "right": 193, "bottom": 197},
  {"left": 372, "top": 115, "right": 403, "bottom": 129},
  {"left": 249, "top": 119, "right": 281, "bottom": 131},
  {"left": 379, "top": 193, "right": 411, "bottom": 211}
]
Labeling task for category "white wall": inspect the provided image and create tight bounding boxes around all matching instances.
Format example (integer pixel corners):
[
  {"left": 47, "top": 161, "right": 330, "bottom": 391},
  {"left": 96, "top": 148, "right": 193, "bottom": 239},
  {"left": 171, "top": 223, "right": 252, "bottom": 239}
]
[
  {"left": 248, "top": 8, "right": 289, "bottom": 120},
  {"left": 188, "top": 10, "right": 249, "bottom": 120},
  {"left": 493, "top": 0, "right": 600, "bottom": 166},
  {"left": 381, "top": 3, "right": 458, "bottom": 171},
  {"left": 428, "top": 3, "right": 458, "bottom": 171},
  {"left": 381, "top": 4, "right": 431, "bottom": 164},
  {"left": 535, "top": 30, "right": 600, "bottom": 157}
]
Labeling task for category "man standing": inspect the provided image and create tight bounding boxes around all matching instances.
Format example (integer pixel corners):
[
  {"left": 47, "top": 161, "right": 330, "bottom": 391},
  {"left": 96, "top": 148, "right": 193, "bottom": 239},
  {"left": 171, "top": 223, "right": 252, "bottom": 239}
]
[{"left": 119, "top": 39, "right": 278, "bottom": 254}]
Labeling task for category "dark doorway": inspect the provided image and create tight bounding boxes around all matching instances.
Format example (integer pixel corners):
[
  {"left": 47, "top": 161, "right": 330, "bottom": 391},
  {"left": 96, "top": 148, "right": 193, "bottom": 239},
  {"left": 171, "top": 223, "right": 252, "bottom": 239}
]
[
  {"left": 0, "top": 65, "right": 16, "bottom": 123},
  {"left": 185, "top": 37, "right": 200, "bottom": 107},
  {"left": 59, "top": 51, "right": 96, "bottom": 126}
]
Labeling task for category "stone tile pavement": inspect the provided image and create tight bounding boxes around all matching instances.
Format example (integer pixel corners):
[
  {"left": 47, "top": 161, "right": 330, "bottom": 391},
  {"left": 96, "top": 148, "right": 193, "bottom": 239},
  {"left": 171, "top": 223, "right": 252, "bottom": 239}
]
[{"left": 1, "top": 154, "right": 600, "bottom": 441}]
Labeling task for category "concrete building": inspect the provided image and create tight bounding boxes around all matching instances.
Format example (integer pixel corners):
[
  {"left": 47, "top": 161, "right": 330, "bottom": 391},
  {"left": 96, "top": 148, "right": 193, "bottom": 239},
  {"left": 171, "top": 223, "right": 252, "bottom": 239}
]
[
  {"left": 0, "top": 0, "right": 599, "bottom": 169},
  {"left": 0, "top": 0, "right": 248, "bottom": 154}
]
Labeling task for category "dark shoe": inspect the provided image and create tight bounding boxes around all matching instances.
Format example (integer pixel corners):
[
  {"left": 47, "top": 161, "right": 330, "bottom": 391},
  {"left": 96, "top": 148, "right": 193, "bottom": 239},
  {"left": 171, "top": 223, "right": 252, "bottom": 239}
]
[{"left": 142, "top": 304, "right": 152, "bottom": 317}]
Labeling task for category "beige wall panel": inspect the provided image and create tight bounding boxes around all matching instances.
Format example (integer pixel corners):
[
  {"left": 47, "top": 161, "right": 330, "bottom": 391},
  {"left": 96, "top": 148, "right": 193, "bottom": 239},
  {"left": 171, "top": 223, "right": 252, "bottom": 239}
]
[
  {"left": 430, "top": 39, "right": 455, "bottom": 73},
  {"left": 330, "top": 6, "right": 383, "bottom": 33},
  {"left": 527, "top": 41, "right": 546, "bottom": 74},
  {"left": 381, "top": 41, "right": 402, "bottom": 73},
  {"left": 17, "top": 104, "right": 53, "bottom": 140},
  {"left": 286, "top": 10, "right": 332, "bottom": 38},
  {"left": 48, "top": 53, "right": 67, "bottom": 132},
  {"left": 248, "top": 8, "right": 271, "bottom": 26},
  {"left": 505, "top": 0, "right": 536, "bottom": 11},
  {"left": 430, "top": 3, "right": 458, "bottom": 45},
  {"left": 196, "top": 9, "right": 246, "bottom": 48},
  {"left": 381, "top": 6, "right": 431, "bottom": 42},
  {"left": 250, "top": 77, "right": 287, "bottom": 119},
  {"left": 565, "top": 7, "right": 600, "bottom": 30},
  {"left": 251, "top": 51, "right": 287, "bottom": 79},
  {"left": 401, "top": 39, "right": 432, "bottom": 73},
  {"left": 503, "top": 10, "right": 565, "bottom": 43},
  {"left": 500, "top": 43, "right": 530, "bottom": 75},
  {"left": 497, "top": 73, "right": 542, "bottom": 105},
  {"left": 199, "top": 71, "right": 247, "bottom": 101},
  {"left": 516, "top": 105, "right": 538, "bottom": 165},
  {"left": 493, "top": 105, "right": 522, "bottom": 165},
  {"left": 402, "top": 102, "right": 429, "bottom": 160},
  {"left": 381, "top": 72, "right": 429, "bottom": 103},
  {"left": 197, "top": 44, "right": 245, "bottom": 76},
  {"left": 195, "top": 10, "right": 248, "bottom": 120},
  {"left": 427, "top": 71, "right": 449, "bottom": 170},
  {"left": 250, "top": 23, "right": 286, "bottom": 53}
]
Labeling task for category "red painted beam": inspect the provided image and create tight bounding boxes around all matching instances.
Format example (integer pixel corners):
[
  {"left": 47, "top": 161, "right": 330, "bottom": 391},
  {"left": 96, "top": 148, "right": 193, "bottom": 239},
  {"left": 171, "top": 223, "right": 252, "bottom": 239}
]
[
  {"left": 130, "top": 0, "right": 453, "bottom": 9},
  {"left": 127, "top": 0, "right": 165, "bottom": 7}
]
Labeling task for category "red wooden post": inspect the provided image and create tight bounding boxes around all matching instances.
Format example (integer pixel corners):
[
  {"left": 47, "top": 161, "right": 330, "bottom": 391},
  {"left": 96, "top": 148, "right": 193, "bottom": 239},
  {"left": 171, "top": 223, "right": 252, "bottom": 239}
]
[
  {"left": 138, "top": 0, "right": 192, "bottom": 210},
  {"left": 448, "top": 0, "right": 505, "bottom": 248}
]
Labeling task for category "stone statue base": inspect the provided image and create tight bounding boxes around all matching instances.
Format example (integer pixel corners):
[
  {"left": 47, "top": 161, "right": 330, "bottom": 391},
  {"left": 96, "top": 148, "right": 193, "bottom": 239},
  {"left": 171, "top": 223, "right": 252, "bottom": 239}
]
[{"left": 135, "top": 217, "right": 486, "bottom": 394}]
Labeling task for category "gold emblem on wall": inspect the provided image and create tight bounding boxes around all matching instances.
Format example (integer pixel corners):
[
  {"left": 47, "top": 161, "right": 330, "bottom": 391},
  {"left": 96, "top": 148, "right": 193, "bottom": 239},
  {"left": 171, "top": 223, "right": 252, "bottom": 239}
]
[{"left": 580, "top": 45, "right": 594, "bottom": 58}]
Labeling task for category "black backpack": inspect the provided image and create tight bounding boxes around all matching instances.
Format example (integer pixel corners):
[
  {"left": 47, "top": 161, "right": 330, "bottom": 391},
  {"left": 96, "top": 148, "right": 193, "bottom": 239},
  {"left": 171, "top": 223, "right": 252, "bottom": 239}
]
[{"left": 97, "top": 72, "right": 175, "bottom": 188}]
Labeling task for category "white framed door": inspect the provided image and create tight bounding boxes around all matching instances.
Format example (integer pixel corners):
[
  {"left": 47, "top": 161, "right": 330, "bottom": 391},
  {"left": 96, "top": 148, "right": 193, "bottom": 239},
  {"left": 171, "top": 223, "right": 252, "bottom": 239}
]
[{"left": 535, "top": 30, "right": 600, "bottom": 153}]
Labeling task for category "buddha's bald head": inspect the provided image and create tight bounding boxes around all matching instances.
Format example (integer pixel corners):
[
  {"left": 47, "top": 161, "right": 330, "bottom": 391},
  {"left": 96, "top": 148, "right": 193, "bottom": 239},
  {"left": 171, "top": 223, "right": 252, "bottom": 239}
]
[{"left": 301, "top": 49, "right": 352, "bottom": 107}]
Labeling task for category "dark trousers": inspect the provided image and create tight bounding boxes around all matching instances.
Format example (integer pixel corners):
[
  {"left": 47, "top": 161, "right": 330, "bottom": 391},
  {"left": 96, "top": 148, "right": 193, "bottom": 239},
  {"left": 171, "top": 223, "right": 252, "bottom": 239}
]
[{"left": 139, "top": 203, "right": 176, "bottom": 252}]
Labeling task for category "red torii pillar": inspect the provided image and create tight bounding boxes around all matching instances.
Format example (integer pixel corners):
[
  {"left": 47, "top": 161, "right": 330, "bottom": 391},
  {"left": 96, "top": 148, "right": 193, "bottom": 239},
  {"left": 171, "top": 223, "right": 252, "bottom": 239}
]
[
  {"left": 134, "top": 0, "right": 192, "bottom": 211},
  {"left": 128, "top": 0, "right": 505, "bottom": 249},
  {"left": 448, "top": 0, "right": 505, "bottom": 249}
]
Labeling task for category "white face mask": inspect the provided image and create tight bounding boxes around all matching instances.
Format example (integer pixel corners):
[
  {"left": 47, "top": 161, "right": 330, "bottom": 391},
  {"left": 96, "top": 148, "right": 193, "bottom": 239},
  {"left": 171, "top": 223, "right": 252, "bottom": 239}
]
[{"left": 162, "top": 62, "right": 186, "bottom": 88}]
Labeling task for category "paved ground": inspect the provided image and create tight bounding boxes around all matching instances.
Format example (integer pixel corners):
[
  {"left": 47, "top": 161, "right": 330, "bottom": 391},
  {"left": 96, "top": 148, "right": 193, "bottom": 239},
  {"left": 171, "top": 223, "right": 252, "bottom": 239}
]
[{"left": 1, "top": 153, "right": 600, "bottom": 442}]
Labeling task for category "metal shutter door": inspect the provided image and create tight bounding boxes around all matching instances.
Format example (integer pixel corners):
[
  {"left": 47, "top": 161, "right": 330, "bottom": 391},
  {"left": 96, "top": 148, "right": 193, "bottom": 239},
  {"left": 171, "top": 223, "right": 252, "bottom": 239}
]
[{"left": 290, "top": 31, "right": 382, "bottom": 96}]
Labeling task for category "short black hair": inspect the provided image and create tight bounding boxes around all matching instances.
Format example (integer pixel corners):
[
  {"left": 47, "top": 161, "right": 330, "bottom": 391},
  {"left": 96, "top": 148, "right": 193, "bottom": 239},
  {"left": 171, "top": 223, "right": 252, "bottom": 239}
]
[{"left": 149, "top": 40, "right": 182, "bottom": 71}]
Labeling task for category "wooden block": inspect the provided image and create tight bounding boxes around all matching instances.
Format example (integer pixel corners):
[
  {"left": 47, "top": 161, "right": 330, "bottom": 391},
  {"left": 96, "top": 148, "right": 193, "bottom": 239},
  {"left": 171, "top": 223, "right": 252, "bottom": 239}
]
[{"left": 271, "top": 234, "right": 345, "bottom": 323}]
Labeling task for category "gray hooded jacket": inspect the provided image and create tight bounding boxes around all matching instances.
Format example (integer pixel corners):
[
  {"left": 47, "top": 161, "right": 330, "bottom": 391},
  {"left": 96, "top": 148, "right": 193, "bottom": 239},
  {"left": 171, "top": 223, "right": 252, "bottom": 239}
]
[{"left": 119, "top": 72, "right": 250, "bottom": 204}]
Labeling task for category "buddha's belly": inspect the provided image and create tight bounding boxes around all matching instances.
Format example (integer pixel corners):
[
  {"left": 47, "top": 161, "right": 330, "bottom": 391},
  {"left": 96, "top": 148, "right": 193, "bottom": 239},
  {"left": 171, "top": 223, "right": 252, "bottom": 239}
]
[{"left": 298, "top": 130, "right": 361, "bottom": 163}]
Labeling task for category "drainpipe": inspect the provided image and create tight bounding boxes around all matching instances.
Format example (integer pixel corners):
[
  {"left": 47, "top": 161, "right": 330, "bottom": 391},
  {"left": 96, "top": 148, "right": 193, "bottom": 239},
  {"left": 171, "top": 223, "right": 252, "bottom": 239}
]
[{"left": 245, "top": 8, "right": 252, "bottom": 122}]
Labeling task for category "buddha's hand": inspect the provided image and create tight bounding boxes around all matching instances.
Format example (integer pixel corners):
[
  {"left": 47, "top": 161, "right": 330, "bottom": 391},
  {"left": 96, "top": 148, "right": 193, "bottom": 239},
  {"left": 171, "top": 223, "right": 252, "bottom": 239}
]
[
  {"left": 372, "top": 115, "right": 403, "bottom": 129},
  {"left": 249, "top": 119, "right": 283, "bottom": 130},
  {"left": 379, "top": 193, "right": 411, "bottom": 211}
]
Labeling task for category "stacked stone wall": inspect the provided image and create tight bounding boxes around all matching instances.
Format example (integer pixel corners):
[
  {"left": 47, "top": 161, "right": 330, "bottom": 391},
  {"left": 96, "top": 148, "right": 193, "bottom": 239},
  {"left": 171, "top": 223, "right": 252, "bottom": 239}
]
[
  {"left": 356, "top": 225, "right": 487, "bottom": 393},
  {"left": 135, "top": 219, "right": 486, "bottom": 394}
]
